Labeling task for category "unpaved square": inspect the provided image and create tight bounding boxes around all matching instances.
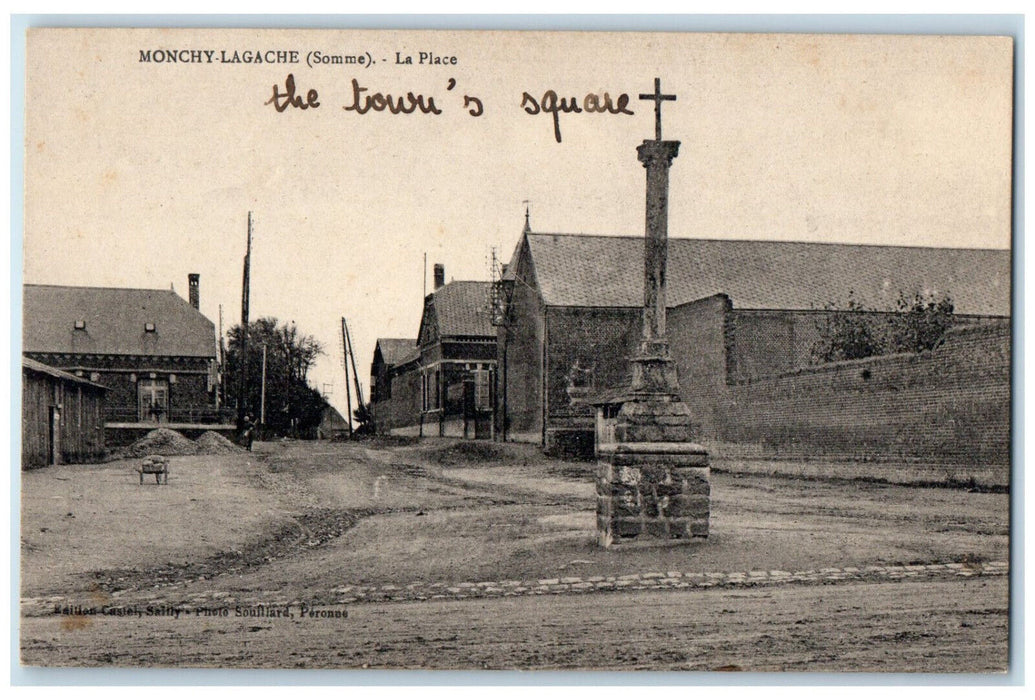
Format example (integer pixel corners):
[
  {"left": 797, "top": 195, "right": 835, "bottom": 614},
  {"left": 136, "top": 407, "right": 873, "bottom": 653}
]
[{"left": 19, "top": 439, "right": 1011, "bottom": 671}]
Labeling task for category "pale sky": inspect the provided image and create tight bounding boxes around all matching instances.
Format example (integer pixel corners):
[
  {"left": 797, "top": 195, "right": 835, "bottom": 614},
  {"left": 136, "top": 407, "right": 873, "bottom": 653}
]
[{"left": 23, "top": 29, "right": 1014, "bottom": 417}]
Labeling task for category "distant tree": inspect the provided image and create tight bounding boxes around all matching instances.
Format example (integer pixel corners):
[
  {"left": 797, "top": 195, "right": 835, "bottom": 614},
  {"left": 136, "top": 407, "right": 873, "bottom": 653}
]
[
  {"left": 886, "top": 291, "right": 955, "bottom": 354},
  {"left": 224, "top": 317, "right": 327, "bottom": 437},
  {"left": 352, "top": 401, "right": 376, "bottom": 436},
  {"left": 811, "top": 291, "right": 886, "bottom": 363},
  {"left": 812, "top": 291, "right": 954, "bottom": 364}
]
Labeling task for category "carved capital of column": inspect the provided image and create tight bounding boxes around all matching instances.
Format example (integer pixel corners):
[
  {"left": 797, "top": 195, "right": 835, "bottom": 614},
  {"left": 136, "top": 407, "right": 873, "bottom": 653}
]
[{"left": 637, "top": 139, "right": 680, "bottom": 168}]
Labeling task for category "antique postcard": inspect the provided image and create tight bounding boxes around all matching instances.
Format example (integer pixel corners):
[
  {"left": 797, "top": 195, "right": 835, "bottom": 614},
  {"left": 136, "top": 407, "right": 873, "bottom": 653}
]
[{"left": 17, "top": 25, "right": 1014, "bottom": 673}]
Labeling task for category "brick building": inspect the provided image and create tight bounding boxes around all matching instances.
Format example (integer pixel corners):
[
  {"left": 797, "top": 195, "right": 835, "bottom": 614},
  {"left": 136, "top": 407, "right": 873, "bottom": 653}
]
[
  {"left": 369, "top": 337, "right": 420, "bottom": 431},
  {"left": 496, "top": 230, "right": 1010, "bottom": 456},
  {"left": 23, "top": 278, "right": 225, "bottom": 444},
  {"left": 370, "top": 265, "right": 497, "bottom": 438}
]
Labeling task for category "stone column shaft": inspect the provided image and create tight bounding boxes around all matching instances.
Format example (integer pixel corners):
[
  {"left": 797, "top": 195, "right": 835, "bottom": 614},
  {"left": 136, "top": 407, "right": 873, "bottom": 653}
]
[{"left": 633, "top": 139, "right": 681, "bottom": 394}]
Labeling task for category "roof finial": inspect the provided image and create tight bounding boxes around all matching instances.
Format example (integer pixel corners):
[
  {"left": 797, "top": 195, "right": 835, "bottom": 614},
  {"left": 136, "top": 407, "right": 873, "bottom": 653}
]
[{"left": 522, "top": 200, "right": 531, "bottom": 234}]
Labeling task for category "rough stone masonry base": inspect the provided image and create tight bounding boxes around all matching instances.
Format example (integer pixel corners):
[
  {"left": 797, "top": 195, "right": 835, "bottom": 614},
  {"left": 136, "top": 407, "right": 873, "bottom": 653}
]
[{"left": 596, "top": 440, "right": 710, "bottom": 548}]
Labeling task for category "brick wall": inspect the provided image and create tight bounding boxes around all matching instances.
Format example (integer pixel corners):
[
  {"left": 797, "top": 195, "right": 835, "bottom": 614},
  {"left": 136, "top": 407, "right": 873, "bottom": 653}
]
[
  {"left": 25, "top": 353, "right": 215, "bottom": 423},
  {"left": 545, "top": 306, "right": 640, "bottom": 445},
  {"left": 668, "top": 294, "right": 730, "bottom": 438},
  {"left": 718, "top": 321, "right": 1011, "bottom": 466},
  {"left": 726, "top": 310, "right": 815, "bottom": 381},
  {"left": 96, "top": 369, "right": 211, "bottom": 422},
  {"left": 442, "top": 340, "right": 496, "bottom": 362},
  {"left": 726, "top": 309, "right": 997, "bottom": 383},
  {"left": 372, "top": 363, "right": 421, "bottom": 432},
  {"left": 497, "top": 264, "right": 546, "bottom": 442}
]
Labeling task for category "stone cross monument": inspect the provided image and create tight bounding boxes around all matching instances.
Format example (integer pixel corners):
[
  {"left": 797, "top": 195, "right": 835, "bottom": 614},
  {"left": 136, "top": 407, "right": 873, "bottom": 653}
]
[{"left": 592, "top": 78, "right": 711, "bottom": 548}]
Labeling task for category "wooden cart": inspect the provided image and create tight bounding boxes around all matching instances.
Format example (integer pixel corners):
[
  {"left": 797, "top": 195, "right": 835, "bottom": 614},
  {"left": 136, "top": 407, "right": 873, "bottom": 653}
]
[{"left": 137, "top": 455, "right": 169, "bottom": 484}]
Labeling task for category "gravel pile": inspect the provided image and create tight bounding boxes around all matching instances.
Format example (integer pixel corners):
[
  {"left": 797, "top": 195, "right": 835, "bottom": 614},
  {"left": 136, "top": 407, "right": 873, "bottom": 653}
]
[
  {"left": 122, "top": 428, "right": 199, "bottom": 457},
  {"left": 195, "top": 431, "right": 243, "bottom": 454}
]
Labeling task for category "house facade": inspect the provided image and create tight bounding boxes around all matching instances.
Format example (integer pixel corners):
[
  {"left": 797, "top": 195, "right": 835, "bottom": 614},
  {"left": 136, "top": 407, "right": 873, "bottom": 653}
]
[
  {"left": 369, "top": 266, "right": 497, "bottom": 439},
  {"left": 369, "top": 337, "right": 420, "bottom": 432},
  {"left": 496, "top": 230, "right": 1011, "bottom": 457},
  {"left": 23, "top": 278, "right": 225, "bottom": 444}
]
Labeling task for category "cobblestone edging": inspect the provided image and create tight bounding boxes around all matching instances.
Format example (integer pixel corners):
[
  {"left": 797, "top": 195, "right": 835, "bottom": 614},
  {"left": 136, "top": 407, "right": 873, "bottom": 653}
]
[{"left": 21, "top": 560, "right": 1008, "bottom": 617}]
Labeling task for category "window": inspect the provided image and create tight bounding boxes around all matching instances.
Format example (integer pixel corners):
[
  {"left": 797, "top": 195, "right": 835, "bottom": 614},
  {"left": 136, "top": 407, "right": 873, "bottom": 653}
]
[
  {"left": 422, "top": 372, "right": 435, "bottom": 411},
  {"left": 138, "top": 378, "right": 169, "bottom": 422},
  {"left": 473, "top": 369, "right": 491, "bottom": 411}
]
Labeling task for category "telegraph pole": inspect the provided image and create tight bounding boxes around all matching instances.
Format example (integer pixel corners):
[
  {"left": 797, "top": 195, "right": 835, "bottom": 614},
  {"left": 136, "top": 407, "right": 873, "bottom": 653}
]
[
  {"left": 343, "top": 316, "right": 365, "bottom": 408},
  {"left": 217, "top": 304, "right": 224, "bottom": 410},
  {"left": 341, "top": 317, "right": 353, "bottom": 435},
  {"left": 236, "top": 211, "right": 253, "bottom": 431},
  {"left": 260, "top": 343, "right": 268, "bottom": 428}
]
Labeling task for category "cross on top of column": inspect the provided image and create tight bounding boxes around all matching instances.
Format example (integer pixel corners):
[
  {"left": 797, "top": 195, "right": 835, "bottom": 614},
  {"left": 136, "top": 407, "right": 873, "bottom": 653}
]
[{"left": 639, "top": 77, "right": 677, "bottom": 141}]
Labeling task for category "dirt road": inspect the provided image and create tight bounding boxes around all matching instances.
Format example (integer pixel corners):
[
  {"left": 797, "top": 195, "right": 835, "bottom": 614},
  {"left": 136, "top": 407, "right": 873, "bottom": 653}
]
[
  {"left": 21, "top": 578, "right": 1007, "bottom": 671},
  {"left": 19, "top": 439, "right": 1011, "bottom": 672}
]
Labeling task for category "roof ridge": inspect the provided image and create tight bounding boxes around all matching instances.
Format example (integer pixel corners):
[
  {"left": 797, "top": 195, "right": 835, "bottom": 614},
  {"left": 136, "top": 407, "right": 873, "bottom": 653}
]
[
  {"left": 526, "top": 232, "right": 1008, "bottom": 253},
  {"left": 23, "top": 283, "right": 180, "bottom": 293},
  {"left": 437, "top": 279, "right": 492, "bottom": 287}
]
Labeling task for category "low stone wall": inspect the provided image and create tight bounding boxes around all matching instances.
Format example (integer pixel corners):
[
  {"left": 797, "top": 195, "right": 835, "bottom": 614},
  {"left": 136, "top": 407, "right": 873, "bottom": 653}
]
[
  {"left": 706, "top": 449, "right": 1009, "bottom": 489},
  {"left": 389, "top": 423, "right": 422, "bottom": 438},
  {"left": 545, "top": 428, "right": 595, "bottom": 460}
]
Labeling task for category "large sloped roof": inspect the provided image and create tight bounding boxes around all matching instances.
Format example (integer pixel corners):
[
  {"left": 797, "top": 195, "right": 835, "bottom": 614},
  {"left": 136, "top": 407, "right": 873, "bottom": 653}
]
[
  {"left": 375, "top": 338, "right": 418, "bottom": 367},
  {"left": 23, "top": 284, "right": 217, "bottom": 357},
  {"left": 430, "top": 281, "right": 495, "bottom": 338},
  {"left": 521, "top": 233, "right": 1011, "bottom": 316}
]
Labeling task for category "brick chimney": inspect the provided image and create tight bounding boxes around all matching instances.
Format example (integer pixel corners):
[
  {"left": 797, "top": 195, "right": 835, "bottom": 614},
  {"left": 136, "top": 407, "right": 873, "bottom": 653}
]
[
  {"left": 433, "top": 264, "right": 445, "bottom": 290},
  {"left": 188, "top": 273, "right": 200, "bottom": 309}
]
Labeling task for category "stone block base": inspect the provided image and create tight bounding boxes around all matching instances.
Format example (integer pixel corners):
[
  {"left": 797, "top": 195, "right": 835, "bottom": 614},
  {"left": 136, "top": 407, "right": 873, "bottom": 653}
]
[{"left": 595, "top": 441, "right": 710, "bottom": 548}]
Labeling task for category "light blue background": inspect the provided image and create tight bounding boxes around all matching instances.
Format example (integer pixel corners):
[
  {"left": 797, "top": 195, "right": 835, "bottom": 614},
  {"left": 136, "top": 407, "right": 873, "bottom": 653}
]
[{"left": 9, "top": 13, "right": 1025, "bottom": 687}]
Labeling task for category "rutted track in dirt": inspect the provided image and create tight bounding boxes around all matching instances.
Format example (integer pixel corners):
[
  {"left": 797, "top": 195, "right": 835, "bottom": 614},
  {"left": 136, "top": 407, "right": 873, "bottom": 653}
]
[
  {"left": 86, "top": 507, "right": 380, "bottom": 593},
  {"left": 83, "top": 450, "right": 581, "bottom": 595},
  {"left": 384, "top": 458, "right": 591, "bottom": 509}
]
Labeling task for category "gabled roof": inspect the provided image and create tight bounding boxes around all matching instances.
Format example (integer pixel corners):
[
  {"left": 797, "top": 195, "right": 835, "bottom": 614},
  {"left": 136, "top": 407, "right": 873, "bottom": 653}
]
[
  {"left": 519, "top": 233, "right": 1011, "bottom": 316},
  {"left": 374, "top": 338, "right": 418, "bottom": 367},
  {"left": 22, "top": 356, "right": 107, "bottom": 390},
  {"left": 319, "top": 404, "right": 350, "bottom": 430},
  {"left": 23, "top": 284, "right": 217, "bottom": 358},
  {"left": 419, "top": 281, "right": 495, "bottom": 342}
]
